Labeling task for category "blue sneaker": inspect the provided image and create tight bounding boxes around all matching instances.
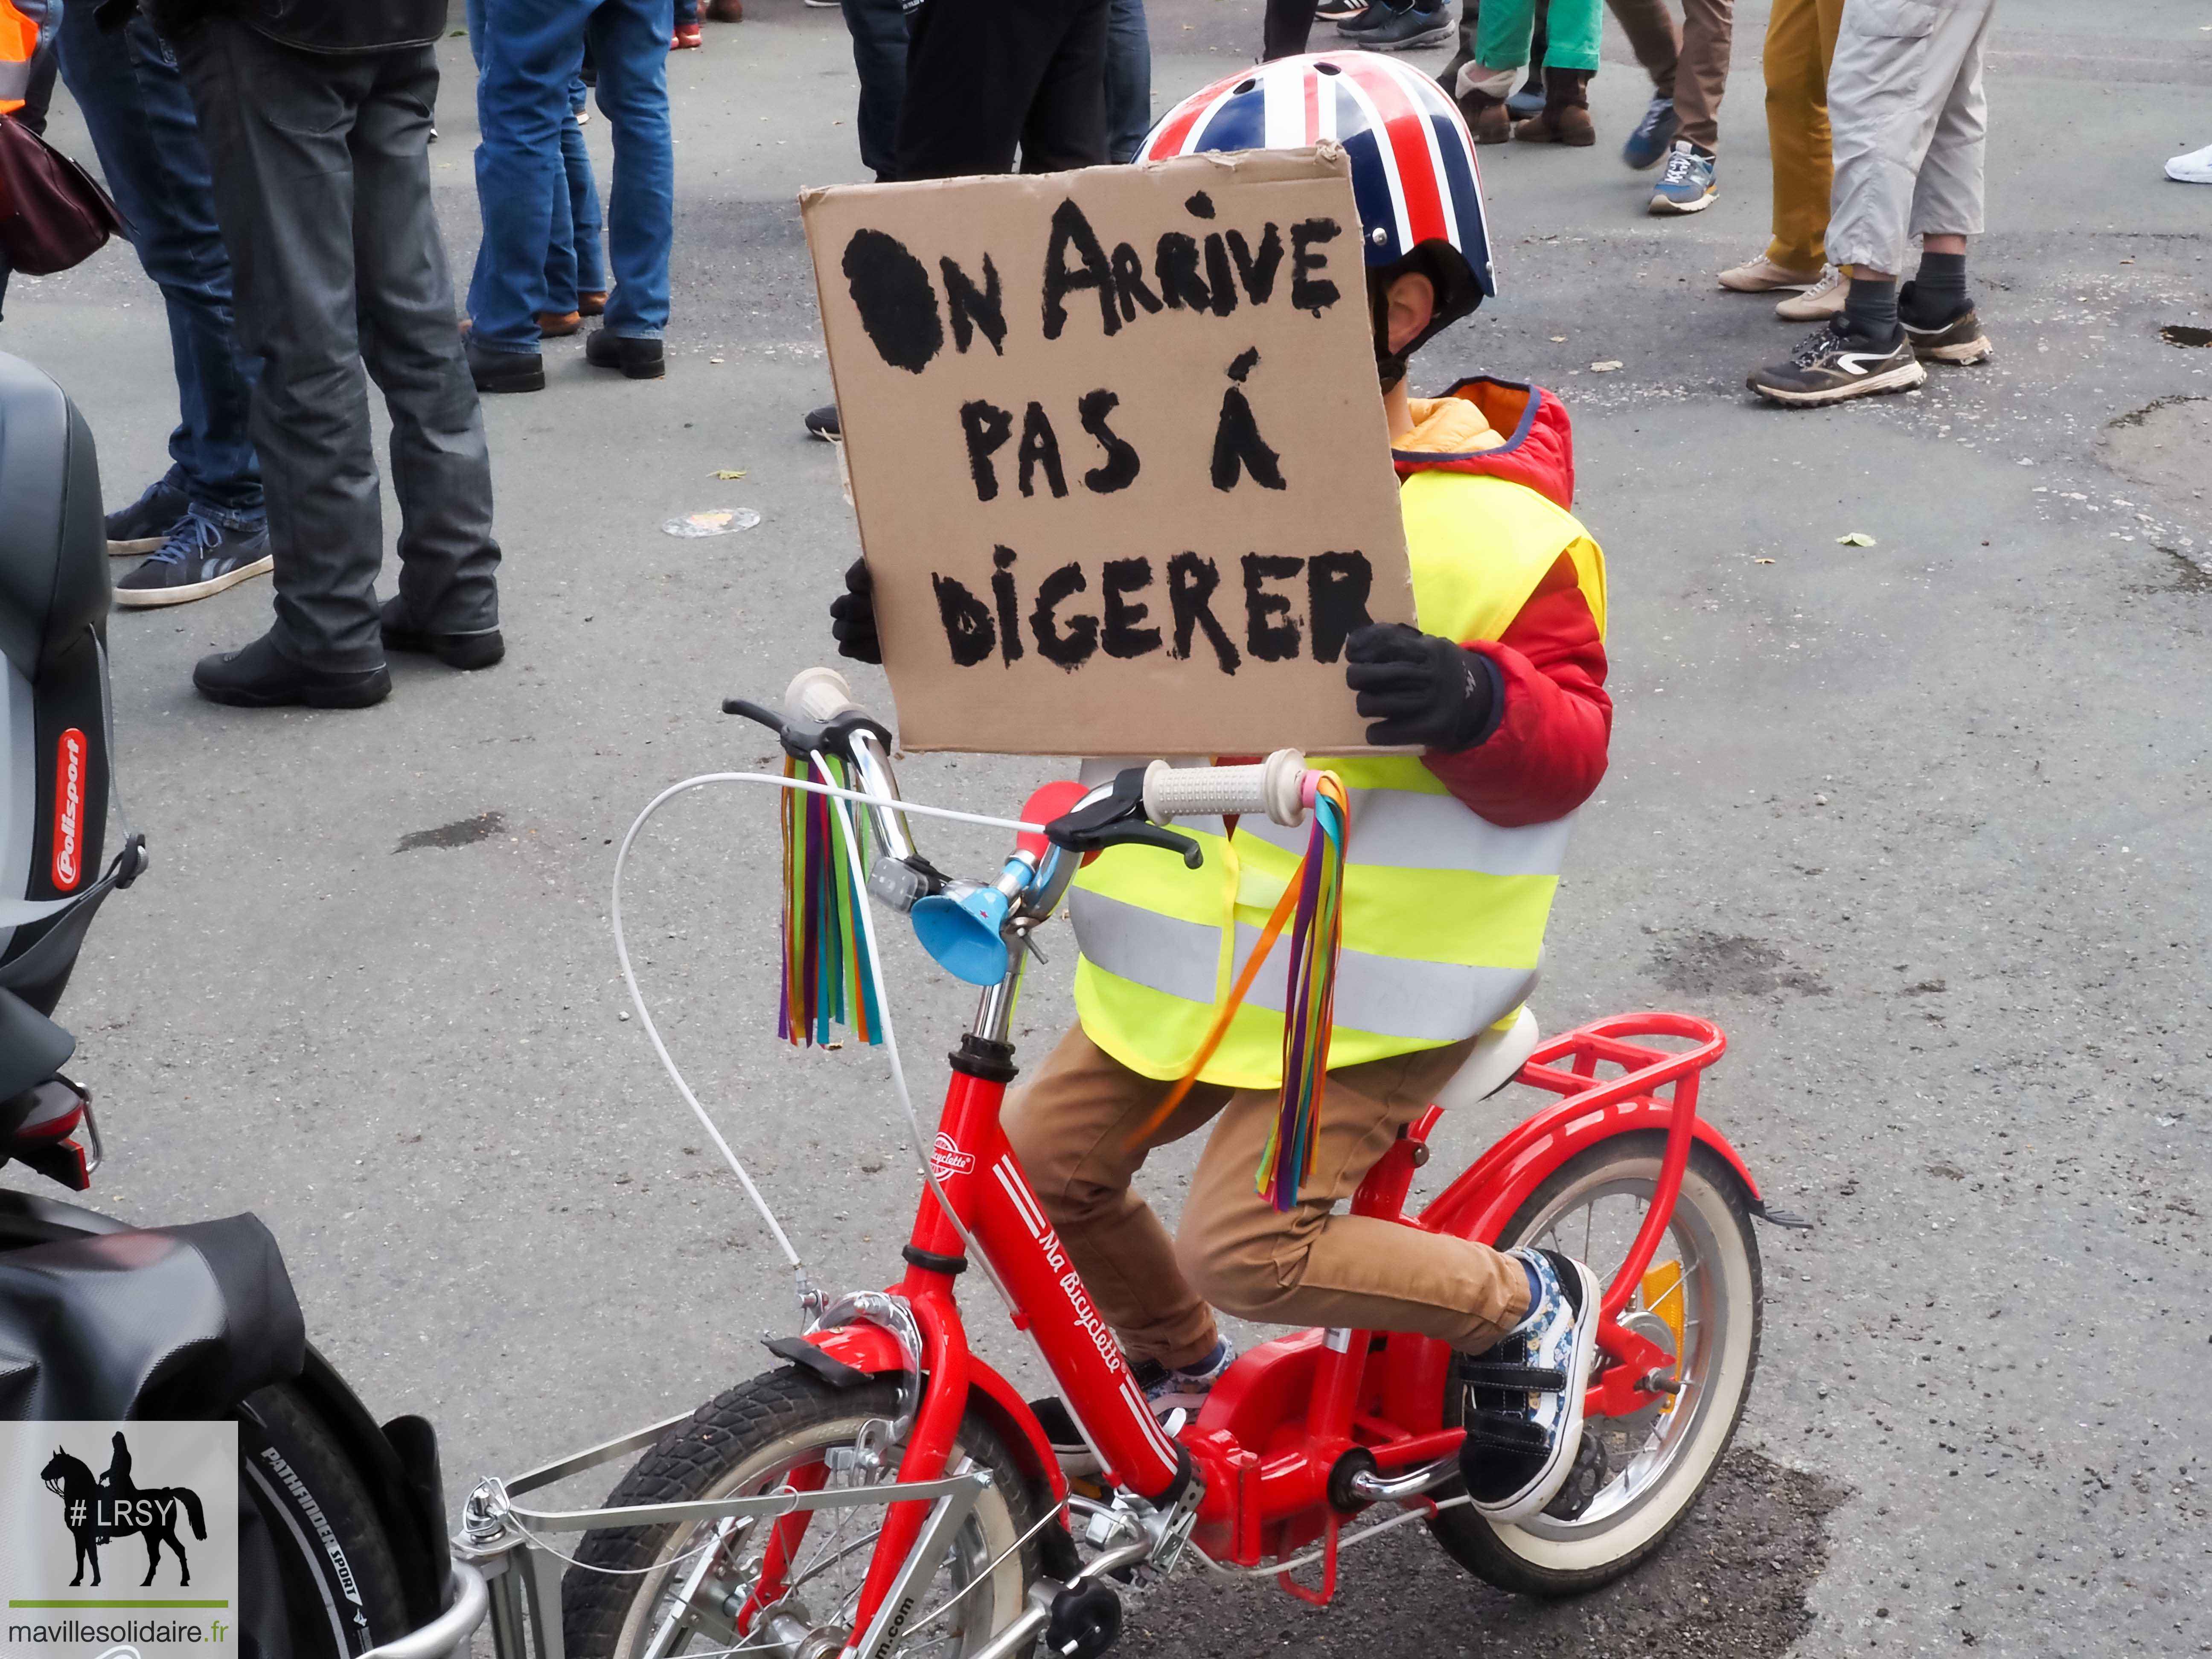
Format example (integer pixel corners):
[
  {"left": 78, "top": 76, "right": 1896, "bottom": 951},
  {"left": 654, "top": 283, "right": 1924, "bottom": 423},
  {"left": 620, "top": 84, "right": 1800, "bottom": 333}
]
[
  {"left": 1506, "top": 72, "right": 1546, "bottom": 120},
  {"left": 114, "top": 514, "right": 274, "bottom": 610},
  {"left": 1622, "top": 93, "right": 1678, "bottom": 170},
  {"left": 1455, "top": 1248, "right": 1599, "bottom": 1522},
  {"left": 1649, "top": 139, "right": 1717, "bottom": 214},
  {"left": 105, "top": 474, "right": 189, "bottom": 556}
]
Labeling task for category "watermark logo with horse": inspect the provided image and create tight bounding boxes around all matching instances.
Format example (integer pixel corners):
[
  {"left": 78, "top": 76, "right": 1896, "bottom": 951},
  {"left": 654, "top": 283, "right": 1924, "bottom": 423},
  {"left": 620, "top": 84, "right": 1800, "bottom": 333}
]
[{"left": 3, "top": 1422, "right": 236, "bottom": 1659}]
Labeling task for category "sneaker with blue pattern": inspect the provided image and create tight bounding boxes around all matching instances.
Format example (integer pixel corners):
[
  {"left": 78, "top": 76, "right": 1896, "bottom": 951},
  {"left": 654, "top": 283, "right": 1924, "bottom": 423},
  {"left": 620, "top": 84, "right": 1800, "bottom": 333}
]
[
  {"left": 1649, "top": 138, "right": 1717, "bottom": 214},
  {"left": 1455, "top": 1247, "right": 1600, "bottom": 1521},
  {"left": 105, "top": 473, "right": 189, "bottom": 556},
  {"left": 1622, "top": 93, "right": 1678, "bottom": 170},
  {"left": 114, "top": 514, "right": 274, "bottom": 610}
]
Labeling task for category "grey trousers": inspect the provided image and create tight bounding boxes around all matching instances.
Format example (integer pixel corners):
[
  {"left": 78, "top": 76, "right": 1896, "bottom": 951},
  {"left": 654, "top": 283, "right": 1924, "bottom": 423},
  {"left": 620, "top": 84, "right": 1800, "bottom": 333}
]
[
  {"left": 172, "top": 19, "right": 500, "bottom": 669},
  {"left": 1824, "top": 0, "right": 1997, "bottom": 275}
]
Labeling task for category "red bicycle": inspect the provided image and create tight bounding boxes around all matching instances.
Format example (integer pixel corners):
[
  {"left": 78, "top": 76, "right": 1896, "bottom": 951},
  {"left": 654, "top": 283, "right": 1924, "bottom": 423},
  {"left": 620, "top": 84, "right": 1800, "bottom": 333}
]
[{"left": 522, "top": 670, "right": 1797, "bottom": 1659}]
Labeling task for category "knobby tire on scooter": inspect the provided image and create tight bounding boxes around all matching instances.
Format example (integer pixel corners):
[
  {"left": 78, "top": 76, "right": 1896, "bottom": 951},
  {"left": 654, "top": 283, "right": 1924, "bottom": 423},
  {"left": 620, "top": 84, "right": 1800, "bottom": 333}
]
[
  {"left": 1428, "top": 1135, "right": 1763, "bottom": 1597},
  {"left": 238, "top": 1382, "right": 413, "bottom": 1659},
  {"left": 563, "top": 1369, "right": 1042, "bottom": 1659}
]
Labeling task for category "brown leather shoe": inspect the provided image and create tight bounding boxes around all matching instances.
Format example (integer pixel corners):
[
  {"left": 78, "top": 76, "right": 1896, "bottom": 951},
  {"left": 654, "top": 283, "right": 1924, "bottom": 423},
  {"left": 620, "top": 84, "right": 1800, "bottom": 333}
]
[
  {"left": 577, "top": 291, "right": 607, "bottom": 317},
  {"left": 706, "top": 0, "right": 743, "bottom": 18},
  {"left": 1514, "top": 68, "right": 1595, "bottom": 145},
  {"left": 1456, "top": 88, "right": 1511, "bottom": 145},
  {"left": 537, "top": 309, "right": 584, "bottom": 337}
]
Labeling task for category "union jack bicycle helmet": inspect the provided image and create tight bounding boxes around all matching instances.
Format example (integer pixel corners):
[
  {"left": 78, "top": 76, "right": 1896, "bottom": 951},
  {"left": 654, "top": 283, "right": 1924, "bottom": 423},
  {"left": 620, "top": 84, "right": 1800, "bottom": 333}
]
[{"left": 1137, "top": 52, "right": 1495, "bottom": 358}]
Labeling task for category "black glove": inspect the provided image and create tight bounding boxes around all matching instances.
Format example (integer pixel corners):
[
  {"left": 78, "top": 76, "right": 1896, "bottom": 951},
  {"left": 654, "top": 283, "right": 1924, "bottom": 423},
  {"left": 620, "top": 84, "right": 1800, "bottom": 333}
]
[
  {"left": 1343, "top": 622, "right": 1499, "bottom": 751},
  {"left": 830, "top": 558, "right": 881, "bottom": 664}
]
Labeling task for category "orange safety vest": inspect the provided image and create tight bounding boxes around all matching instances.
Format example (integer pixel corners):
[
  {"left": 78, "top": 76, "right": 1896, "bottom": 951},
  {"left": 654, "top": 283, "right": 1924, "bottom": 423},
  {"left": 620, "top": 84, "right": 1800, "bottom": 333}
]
[{"left": 1, "top": 0, "right": 37, "bottom": 115}]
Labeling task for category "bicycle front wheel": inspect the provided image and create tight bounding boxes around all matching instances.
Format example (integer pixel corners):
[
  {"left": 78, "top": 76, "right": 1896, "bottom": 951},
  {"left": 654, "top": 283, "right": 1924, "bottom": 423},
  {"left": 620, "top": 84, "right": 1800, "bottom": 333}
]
[
  {"left": 1429, "top": 1133, "right": 1763, "bottom": 1596},
  {"left": 563, "top": 1370, "right": 1041, "bottom": 1659}
]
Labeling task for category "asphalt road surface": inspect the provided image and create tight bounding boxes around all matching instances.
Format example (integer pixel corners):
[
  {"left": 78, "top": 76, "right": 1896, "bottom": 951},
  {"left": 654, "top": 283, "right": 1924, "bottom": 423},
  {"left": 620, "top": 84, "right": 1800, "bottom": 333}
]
[{"left": 7, "top": 1, "right": 2209, "bottom": 1654}]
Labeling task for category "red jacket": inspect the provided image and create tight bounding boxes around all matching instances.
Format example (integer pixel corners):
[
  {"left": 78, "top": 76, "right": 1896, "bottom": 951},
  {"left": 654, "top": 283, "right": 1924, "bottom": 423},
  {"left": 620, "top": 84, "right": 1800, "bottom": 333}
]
[{"left": 1391, "top": 379, "right": 1611, "bottom": 829}]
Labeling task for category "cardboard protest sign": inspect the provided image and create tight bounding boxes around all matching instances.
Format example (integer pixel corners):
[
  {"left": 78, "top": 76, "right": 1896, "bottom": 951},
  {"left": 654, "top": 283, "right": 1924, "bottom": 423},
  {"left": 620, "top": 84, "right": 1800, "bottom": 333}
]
[{"left": 802, "top": 147, "right": 1414, "bottom": 756}]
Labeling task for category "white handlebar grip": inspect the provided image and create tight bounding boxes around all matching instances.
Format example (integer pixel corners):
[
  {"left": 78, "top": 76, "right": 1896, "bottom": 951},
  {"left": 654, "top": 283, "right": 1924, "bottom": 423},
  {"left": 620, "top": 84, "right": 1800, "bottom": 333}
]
[
  {"left": 786, "top": 665, "right": 859, "bottom": 725},
  {"left": 1141, "top": 749, "right": 1308, "bottom": 827}
]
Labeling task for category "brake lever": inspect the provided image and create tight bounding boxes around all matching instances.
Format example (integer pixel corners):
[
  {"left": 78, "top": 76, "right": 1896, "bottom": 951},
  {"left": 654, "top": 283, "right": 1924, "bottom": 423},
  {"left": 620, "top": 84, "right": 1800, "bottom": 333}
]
[
  {"left": 722, "top": 697, "right": 893, "bottom": 763},
  {"left": 1044, "top": 768, "right": 1204, "bottom": 869},
  {"left": 1098, "top": 821, "right": 1204, "bottom": 868}
]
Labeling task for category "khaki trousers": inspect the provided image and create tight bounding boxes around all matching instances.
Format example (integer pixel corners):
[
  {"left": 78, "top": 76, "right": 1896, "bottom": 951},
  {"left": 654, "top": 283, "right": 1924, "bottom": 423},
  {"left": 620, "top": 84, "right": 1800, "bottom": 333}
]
[
  {"left": 1605, "top": 0, "right": 1735, "bottom": 153},
  {"left": 1823, "top": 0, "right": 1996, "bottom": 274},
  {"left": 1761, "top": 0, "right": 1848, "bottom": 272},
  {"left": 1001, "top": 1026, "right": 1533, "bottom": 1371}
]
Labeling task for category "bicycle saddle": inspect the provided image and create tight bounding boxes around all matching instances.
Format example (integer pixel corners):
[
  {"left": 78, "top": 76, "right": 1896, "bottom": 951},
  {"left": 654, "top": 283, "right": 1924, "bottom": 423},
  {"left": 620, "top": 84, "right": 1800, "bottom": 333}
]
[{"left": 1432, "top": 1006, "right": 1541, "bottom": 1111}]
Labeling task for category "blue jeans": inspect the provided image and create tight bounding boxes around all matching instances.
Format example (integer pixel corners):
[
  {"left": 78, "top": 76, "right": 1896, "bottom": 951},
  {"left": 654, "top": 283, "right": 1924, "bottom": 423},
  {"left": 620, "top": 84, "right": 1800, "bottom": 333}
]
[
  {"left": 471, "top": 0, "right": 672, "bottom": 353},
  {"left": 546, "top": 81, "right": 608, "bottom": 308},
  {"left": 53, "top": 0, "right": 264, "bottom": 528},
  {"left": 1104, "top": 0, "right": 1150, "bottom": 163},
  {"left": 466, "top": 2, "right": 608, "bottom": 323}
]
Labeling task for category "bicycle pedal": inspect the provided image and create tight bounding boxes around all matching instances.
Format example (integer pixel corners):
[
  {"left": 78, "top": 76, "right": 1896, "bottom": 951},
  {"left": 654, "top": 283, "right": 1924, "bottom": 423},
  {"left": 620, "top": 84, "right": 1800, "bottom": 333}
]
[{"left": 1542, "top": 1431, "right": 1609, "bottom": 1521}]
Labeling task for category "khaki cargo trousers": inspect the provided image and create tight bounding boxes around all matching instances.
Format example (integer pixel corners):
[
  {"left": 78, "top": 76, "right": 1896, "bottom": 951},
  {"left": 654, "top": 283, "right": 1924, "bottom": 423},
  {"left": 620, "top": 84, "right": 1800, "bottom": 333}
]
[{"left": 1001, "top": 1025, "right": 1534, "bottom": 1372}]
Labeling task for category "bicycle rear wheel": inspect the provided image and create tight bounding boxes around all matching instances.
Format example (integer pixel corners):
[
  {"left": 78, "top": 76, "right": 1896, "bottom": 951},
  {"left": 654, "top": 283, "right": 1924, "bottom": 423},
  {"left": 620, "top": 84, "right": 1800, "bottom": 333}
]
[
  {"left": 563, "top": 1369, "right": 1041, "bottom": 1659},
  {"left": 237, "top": 1382, "right": 413, "bottom": 1659},
  {"left": 1429, "top": 1133, "right": 1762, "bottom": 1596}
]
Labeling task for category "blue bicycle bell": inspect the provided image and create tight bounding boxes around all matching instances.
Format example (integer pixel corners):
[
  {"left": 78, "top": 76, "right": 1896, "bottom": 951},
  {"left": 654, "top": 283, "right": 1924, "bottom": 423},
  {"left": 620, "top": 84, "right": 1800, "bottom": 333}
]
[{"left": 912, "top": 882, "right": 1011, "bottom": 986}]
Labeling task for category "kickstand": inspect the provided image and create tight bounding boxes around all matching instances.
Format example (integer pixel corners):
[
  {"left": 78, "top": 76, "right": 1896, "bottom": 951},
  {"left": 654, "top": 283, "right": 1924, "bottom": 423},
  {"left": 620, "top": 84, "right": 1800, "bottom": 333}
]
[{"left": 1277, "top": 1513, "right": 1341, "bottom": 1607}]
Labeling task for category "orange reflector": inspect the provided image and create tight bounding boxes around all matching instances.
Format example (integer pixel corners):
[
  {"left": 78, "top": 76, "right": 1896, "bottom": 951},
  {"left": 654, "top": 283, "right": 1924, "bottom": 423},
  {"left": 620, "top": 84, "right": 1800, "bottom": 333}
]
[{"left": 1640, "top": 1260, "right": 1686, "bottom": 1408}]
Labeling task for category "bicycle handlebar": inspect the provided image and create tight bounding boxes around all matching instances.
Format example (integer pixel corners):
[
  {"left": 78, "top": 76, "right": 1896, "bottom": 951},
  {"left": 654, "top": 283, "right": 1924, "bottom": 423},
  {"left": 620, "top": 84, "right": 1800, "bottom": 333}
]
[{"left": 1141, "top": 751, "right": 1309, "bottom": 827}]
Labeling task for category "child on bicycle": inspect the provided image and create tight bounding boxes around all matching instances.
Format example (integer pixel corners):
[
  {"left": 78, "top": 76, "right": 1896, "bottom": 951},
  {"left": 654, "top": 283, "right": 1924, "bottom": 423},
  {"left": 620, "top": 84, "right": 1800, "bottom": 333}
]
[{"left": 829, "top": 53, "right": 1613, "bottom": 1524}]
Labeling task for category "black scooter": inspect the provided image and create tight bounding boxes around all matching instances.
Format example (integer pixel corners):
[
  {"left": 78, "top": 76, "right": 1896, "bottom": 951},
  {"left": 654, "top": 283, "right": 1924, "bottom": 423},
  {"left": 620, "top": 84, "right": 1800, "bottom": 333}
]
[{"left": 0, "top": 351, "right": 480, "bottom": 1659}]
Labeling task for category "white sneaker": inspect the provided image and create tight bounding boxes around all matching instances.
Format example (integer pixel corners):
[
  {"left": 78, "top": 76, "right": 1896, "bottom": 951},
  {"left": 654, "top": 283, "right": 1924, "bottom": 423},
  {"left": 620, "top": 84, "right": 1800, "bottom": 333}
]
[
  {"left": 1775, "top": 264, "right": 1847, "bottom": 322},
  {"left": 1717, "top": 253, "right": 1822, "bottom": 292},
  {"left": 2168, "top": 144, "right": 2212, "bottom": 185}
]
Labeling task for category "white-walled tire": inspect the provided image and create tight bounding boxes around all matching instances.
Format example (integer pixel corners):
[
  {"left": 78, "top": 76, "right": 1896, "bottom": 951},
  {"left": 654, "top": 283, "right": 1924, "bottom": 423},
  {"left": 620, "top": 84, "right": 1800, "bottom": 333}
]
[
  {"left": 564, "top": 1371, "right": 1039, "bottom": 1659},
  {"left": 1430, "top": 1135, "right": 1763, "bottom": 1595}
]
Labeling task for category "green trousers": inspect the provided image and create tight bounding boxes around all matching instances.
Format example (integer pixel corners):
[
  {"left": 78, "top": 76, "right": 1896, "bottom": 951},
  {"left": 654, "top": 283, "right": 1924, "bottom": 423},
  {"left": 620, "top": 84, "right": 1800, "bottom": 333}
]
[{"left": 1475, "top": 0, "right": 1601, "bottom": 70}]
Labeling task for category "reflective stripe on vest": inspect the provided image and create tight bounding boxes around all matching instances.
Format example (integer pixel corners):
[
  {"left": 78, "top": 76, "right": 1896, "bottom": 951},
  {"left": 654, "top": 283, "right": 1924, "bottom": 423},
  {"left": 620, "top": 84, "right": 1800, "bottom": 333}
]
[
  {"left": 1071, "top": 470, "right": 1606, "bottom": 1090},
  {"left": 0, "top": 0, "right": 34, "bottom": 112}
]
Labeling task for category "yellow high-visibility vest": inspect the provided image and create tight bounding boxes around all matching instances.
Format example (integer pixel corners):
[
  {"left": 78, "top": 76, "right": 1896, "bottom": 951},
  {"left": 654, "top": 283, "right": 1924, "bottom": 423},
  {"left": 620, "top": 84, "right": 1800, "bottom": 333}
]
[
  {"left": 1070, "top": 469, "right": 1607, "bottom": 1090},
  {"left": 0, "top": 0, "right": 36, "bottom": 114}
]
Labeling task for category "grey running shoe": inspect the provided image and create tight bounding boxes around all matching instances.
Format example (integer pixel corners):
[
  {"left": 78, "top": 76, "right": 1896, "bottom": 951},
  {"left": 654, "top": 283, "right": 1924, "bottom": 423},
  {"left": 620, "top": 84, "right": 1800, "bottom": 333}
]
[
  {"left": 1748, "top": 320, "right": 1927, "bottom": 407},
  {"left": 114, "top": 514, "right": 274, "bottom": 609},
  {"left": 1353, "top": 1, "right": 1453, "bottom": 49},
  {"left": 1899, "top": 285, "right": 1994, "bottom": 364}
]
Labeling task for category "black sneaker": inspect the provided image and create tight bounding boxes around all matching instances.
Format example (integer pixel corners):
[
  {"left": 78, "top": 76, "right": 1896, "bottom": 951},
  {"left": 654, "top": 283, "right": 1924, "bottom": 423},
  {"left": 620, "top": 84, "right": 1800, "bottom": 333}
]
[
  {"left": 114, "top": 514, "right": 274, "bottom": 609},
  {"left": 379, "top": 596, "right": 505, "bottom": 670},
  {"left": 1335, "top": 2, "right": 1394, "bottom": 32},
  {"left": 469, "top": 339, "right": 546, "bottom": 394},
  {"left": 1315, "top": 0, "right": 1364, "bottom": 16},
  {"left": 803, "top": 402, "right": 842, "bottom": 441},
  {"left": 1899, "top": 283, "right": 1993, "bottom": 365},
  {"left": 1351, "top": 1, "right": 1452, "bottom": 49},
  {"left": 1028, "top": 1397, "right": 1101, "bottom": 1478},
  {"left": 105, "top": 474, "right": 189, "bottom": 556},
  {"left": 1747, "top": 319, "right": 1927, "bottom": 407},
  {"left": 193, "top": 632, "right": 391, "bottom": 709},
  {"left": 1455, "top": 1248, "right": 1600, "bottom": 1522},
  {"left": 584, "top": 329, "right": 666, "bottom": 379}
]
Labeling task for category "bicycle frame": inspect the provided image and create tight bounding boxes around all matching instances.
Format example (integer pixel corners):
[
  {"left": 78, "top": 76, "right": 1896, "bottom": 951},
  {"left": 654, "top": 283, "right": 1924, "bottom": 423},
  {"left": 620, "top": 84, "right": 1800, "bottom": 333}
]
[{"left": 790, "top": 992, "right": 1750, "bottom": 1633}]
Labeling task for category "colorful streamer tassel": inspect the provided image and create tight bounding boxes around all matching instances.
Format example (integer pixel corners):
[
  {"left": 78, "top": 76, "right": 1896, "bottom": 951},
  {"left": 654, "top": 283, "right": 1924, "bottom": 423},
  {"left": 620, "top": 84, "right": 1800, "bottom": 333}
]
[
  {"left": 778, "top": 757, "right": 883, "bottom": 1048},
  {"left": 1255, "top": 774, "right": 1349, "bottom": 1211}
]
